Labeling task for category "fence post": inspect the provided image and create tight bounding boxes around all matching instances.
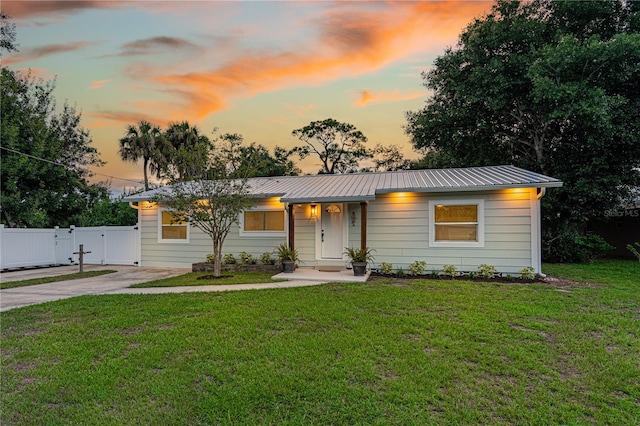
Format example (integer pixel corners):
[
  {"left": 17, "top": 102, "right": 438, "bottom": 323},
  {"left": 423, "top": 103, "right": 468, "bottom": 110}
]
[{"left": 0, "top": 224, "right": 4, "bottom": 270}]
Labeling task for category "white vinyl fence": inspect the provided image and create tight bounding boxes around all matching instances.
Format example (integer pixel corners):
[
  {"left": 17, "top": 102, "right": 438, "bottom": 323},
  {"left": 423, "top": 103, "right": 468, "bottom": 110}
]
[{"left": 0, "top": 224, "right": 140, "bottom": 270}]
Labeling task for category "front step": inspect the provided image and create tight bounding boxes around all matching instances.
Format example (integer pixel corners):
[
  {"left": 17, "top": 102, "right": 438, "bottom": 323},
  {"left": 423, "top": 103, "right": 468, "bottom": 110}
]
[{"left": 315, "top": 264, "right": 345, "bottom": 272}]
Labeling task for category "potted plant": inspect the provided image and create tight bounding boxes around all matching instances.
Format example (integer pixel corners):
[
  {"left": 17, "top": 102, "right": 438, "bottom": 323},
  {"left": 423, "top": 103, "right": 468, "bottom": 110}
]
[
  {"left": 276, "top": 243, "right": 300, "bottom": 273},
  {"left": 344, "top": 247, "right": 375, "bottom": 276}
]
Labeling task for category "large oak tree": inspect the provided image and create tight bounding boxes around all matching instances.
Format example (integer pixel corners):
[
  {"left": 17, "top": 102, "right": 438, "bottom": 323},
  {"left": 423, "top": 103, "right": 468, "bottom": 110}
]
[{"left": 406, "top": 0, "right": 640, "bottom": 261}]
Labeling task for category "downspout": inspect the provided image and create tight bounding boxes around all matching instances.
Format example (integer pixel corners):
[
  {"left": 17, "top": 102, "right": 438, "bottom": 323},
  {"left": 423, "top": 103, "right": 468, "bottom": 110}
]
[{"left": 532, "top": 188, "right": 546, "bottom": 277}]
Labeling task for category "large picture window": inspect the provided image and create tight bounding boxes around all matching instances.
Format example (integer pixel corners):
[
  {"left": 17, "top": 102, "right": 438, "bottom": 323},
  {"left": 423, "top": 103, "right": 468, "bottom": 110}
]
[
  {"left": 429, "top": 200, "right": 484, "bottom": 247},
  {"left": 158, "top": 209, "right": 189, "bottom": 243},
  {"left": 240, "top": 209, "right": 286, "bottom": 237}
]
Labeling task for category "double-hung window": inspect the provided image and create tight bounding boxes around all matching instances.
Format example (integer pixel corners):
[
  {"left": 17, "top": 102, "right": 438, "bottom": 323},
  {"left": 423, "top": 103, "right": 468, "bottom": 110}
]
[
  {"left": 429, "top": 199, "right": 484, "bottom": 247},
  {"left": 240, "top": 209, "right": 285, "bottom": 237},
  {"left": 158, "top": 209, "right": 189, "bottom": 243}
]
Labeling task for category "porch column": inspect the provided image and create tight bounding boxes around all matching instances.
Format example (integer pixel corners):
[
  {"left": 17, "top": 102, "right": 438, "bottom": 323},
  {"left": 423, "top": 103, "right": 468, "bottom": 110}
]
[
  {"left": 360, "top": 201, "right": 367, "bottom": 249},
  {"left": 287, "top": 203, "right": 295, "bottom": 250}
]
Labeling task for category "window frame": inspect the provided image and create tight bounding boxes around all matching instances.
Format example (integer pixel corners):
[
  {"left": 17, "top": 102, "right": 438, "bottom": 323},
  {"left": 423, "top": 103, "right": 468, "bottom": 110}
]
[
  {"left": 157, "top": 207, "right": 190, "bottom": 244},
  {"left": 239, "top": 207, "right": 286, "bottom": 238},
  {"left": 429, "top": 199, "right": 485, "bottom": 248}
]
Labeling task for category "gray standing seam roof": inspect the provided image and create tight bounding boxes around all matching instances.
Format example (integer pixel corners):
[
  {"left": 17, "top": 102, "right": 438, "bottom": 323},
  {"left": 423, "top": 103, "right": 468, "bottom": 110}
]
[{"left": 124, "top": 165, "right": 562, "bottom": 203}]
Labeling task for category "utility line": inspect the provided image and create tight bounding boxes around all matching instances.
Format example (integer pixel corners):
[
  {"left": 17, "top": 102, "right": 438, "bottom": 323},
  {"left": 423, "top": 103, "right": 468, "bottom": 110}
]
[{"left": 0, "top": 145, "right": 144, "bottom": 185}]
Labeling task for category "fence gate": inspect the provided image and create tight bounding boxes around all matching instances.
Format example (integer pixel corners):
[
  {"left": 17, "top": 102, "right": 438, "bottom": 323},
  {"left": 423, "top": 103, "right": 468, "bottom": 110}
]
[{"left": 1, "top": 224, "right": 139, "bottom": 269}]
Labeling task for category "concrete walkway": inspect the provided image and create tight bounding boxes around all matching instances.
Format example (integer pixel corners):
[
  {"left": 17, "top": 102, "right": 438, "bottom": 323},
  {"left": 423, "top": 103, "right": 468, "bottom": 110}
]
[{"left": 0, "top": 265, "right": 326, "bottom": 312}]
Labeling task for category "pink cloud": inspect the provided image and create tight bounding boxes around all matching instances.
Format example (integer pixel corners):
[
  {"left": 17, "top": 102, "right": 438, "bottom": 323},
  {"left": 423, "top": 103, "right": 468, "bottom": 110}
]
[
  {"left": 3, "top": 42, "right": 94, "bottom": 65},
  {"left": 89, "top": 79, "right": 109, "bottom": 89}
]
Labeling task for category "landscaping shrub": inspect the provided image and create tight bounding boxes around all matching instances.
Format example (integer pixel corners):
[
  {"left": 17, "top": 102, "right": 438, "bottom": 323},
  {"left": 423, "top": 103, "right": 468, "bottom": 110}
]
[
  {"left": 223, "top": 253, "right": 237, "bottom": 264},
  {"left": 260, "top": 252, "right": 276, "bottom": 265},
  {"left": 519, "top": 266, "right": 536, "bottom": 280},
  {"left": 544, "top": 228, "right": 613, "bottom": 263},
  {"left": 239, "top": 251, "right": 256, "bottom": 265},
  {"left": 477, "top": 264, "right": 497, "bottom": 279},
  {"left": 379, "top": 262, "right": 393, "bottom": 275},
  {"left": 627, "top": 242, "right": 640, "bottom": 262},
  {"left": 408, "top": 260, "right": 427, "bottom": 276},
  {"left": 442, "top": 264, "right": 457, "bottom": 278}
]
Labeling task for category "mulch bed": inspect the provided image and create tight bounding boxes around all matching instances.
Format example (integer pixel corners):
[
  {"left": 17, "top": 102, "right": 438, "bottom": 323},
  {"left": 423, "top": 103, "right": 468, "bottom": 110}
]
[{"left": 369, "top": 272, "right": 597, "bottom": 289}]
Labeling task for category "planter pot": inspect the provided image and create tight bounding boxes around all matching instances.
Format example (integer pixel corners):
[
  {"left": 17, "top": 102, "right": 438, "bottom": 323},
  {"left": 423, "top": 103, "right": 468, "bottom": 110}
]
[
  {"left": 352, "top": 261, "right": 367, "bottom": 276},
  {"left": 282, "top": 260, "right": 296, "bottom": 273}
]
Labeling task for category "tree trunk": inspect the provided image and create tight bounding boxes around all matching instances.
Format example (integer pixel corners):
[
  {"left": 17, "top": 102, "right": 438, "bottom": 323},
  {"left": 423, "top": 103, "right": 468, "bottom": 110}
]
[
  {"left": 143, "top": 157, "right": 150, "bottom": 191},
  {"left": 213, "top": 238, "right": 223, "bottom": 277}
]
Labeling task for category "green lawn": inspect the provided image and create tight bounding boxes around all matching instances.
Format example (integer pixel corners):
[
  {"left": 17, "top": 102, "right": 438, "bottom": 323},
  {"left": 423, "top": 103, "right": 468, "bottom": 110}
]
[
  {"left": 129, "top": 271, "right": 282, "bottom": 288},
  {"left": 0, "top": 270, "right": 116, "bottom": 290},
  {"left": 2, "top": 260, "right": 638, "bottom": 425}
]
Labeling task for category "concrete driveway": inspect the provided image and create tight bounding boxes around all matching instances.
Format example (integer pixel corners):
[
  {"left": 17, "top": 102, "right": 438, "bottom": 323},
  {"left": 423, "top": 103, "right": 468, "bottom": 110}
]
[
  {"left": 0, "top": 265, "right": 189, "bottom": 312},
  {"left": 1, "top": 265, "right": 327, "bottom": 312}
]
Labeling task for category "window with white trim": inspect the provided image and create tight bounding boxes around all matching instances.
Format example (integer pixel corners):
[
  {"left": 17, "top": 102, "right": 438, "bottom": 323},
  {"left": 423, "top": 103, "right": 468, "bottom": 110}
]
[
  {"left": 429, "top": 199, "right": 484, "bottom": 247},
  {"left": 158, "top": 209, "right": 189, "bottom": 243},
  {"left": 240, "top": 209, "right": 286, "bottom": 237}
]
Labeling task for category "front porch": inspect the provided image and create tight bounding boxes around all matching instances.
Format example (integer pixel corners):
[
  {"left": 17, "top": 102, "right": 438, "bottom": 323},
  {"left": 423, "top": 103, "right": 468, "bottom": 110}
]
[{"left": 272, "top": 267, "right": 370, "bottom": 283}]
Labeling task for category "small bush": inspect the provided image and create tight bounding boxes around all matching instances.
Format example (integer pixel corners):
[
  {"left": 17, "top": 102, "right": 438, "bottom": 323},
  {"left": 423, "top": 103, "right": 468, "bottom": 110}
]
[
  {"left": 477, "top": 264, "right": 497, "bottom": 279},
  {"left": 468, "top": 271, "right": 476, "bottom": 279},
  {"left": 260, "top": 252, "right": 276, "bottom": 265},
  {"left": 544, "top": 228, "right": 613, "bottom": 263},
  {"left": 519, "top": 266, "right": 536, "bottom": 280},
  {"left": 223, "top": 253, "right": 237, "bottom": 265},
  {"left": 430, "top": 269, "right": 439, "bottom": 279},
  {"left": 395, "top": 267, "right": 406, "bottom": 277},
  {"left": 380, "top": 262, "right": 393, "bottom": 275},
  {"left": 239, "top": 251, "right": 256, "bottom": 265},
  {"left": 206, "top": 254, "right": 215, "bottom": 264},
  {"left": 408, "top": 260, "right": 427, "bottom": 276},
  {"left": 442, "top": 264, "right": 457, "bottom": 278},
  {"left": 627, "top": 242, "right": 640, "bottom": 262}
]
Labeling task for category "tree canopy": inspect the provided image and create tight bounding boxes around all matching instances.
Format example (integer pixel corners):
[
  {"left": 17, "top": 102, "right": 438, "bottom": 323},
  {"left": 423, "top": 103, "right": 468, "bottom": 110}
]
[
  {"left": 291, "top": 118, "right": 371, "bottom": 174},
  {"left": 1, "top": 69, "right": 106, "bottom": 227},
  {"left": 406, "top": 0, "right": 640, "bottom": 261}
]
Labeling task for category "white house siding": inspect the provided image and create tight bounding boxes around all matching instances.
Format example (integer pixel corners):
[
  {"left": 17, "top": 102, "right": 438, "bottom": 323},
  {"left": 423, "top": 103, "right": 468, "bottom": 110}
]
[
  {"left": 139, "top": 198, "right": 288, "bottom": 268},
  {"left": 138, "top": 189, "right": 537, "bottom": 273},
  {"left": 366, "top": 189, "right": 534, "bottom": 274}
]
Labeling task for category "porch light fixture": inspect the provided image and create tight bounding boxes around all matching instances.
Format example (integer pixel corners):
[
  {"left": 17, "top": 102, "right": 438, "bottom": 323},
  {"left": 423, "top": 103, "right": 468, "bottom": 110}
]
[{"left": 310, "top": 204, "right": 317, "bottom": 219}]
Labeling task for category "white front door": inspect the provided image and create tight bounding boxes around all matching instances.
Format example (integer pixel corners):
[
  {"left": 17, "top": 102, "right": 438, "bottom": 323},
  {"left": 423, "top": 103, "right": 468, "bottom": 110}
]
[{"left": 321, "top": 204, "right": 344, "bottom": 259}]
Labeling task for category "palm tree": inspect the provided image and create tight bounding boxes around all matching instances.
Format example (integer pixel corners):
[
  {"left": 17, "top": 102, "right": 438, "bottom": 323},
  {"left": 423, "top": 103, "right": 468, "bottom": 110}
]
[
  {"left": 118, "top": 121, "right": 163, "bottom": 191},
  {"left": 162, "top": 121, "right": 212, "bottom": 181}
]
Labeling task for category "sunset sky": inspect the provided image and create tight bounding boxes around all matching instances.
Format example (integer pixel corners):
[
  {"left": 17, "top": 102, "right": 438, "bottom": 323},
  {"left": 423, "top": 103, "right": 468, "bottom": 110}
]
[{"left": 3, "top": 1, "right": 493, "bottom": 190}]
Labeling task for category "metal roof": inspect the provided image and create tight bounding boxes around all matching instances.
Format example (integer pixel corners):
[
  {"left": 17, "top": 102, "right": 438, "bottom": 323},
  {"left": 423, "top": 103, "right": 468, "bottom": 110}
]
[{"left": 124, "top": 165, "right": 563, "bottom": 203}]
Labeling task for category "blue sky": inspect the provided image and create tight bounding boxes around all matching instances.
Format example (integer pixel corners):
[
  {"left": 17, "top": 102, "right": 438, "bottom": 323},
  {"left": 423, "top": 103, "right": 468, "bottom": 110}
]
[{"left": 3, "top": 1, "right": 493, "bottom": 189}]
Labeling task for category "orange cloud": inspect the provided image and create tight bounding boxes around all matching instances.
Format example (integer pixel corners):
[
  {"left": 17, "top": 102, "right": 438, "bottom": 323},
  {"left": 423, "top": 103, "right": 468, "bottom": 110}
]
[
  {"left": 354, "top": 89, "right": 425, "bottom": 107},
  {"left": 138, "top": 1, "right": 491, "bottom": 121},
  {"left": 89, "top": 79, "right": 109, "bottom": 89}
]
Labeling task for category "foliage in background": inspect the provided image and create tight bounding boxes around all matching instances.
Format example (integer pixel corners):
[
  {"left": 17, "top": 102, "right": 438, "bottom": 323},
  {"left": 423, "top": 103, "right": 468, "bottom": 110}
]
[
  {"left": 218, "top": 132, "right": 300, "bottom": 178},
  {"left": 626, "top": 242, "right": 640, "bottom": 262},
  {"left": 77, "top": 193, "right": 138, "bottom": 227},
  {"left": 406, "top": 0, "right": 640, "bottom": 262},
  {"left": 291, "top": 118, "right": 371, "bottom": 174},
  {"left": 0, "top": 68, "right": 106, "bottom": 228}
]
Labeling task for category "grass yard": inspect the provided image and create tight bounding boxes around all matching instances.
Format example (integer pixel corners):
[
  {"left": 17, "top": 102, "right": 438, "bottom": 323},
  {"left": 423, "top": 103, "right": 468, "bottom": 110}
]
[
  {"left": 2, "top": 260, "right": 638, "bottom": 425},
  {"left": 0, "top": 270, "right": 116, "bottom": 290},
  {"left": 129, "top": 271, "right": 283, "bottom": 288}
]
